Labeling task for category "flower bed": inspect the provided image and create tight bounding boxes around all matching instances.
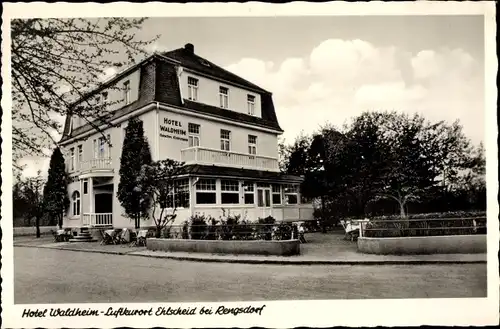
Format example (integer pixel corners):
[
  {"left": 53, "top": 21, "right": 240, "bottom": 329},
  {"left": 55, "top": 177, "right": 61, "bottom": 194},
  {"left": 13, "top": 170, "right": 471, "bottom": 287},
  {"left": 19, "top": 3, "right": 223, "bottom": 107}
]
[{"left": 162, "top": 213, "right": 299, "bottom": 241}]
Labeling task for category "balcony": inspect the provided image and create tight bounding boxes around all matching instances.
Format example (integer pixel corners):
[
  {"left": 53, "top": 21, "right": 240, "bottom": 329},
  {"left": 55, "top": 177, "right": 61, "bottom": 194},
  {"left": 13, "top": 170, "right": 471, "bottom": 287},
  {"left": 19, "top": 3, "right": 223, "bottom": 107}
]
[
  {"left": 80, "top": 158, "right": 113, "bottom": 171},
  {"left": 181, "top": 147, "right": 279, "bottom": 172}
]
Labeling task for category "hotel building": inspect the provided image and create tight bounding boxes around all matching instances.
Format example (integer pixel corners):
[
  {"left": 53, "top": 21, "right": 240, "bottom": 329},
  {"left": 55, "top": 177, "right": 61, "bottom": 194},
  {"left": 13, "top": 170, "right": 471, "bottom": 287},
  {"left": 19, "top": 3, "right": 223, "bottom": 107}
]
[{"left": 60, "top": 43, "right": 314, "bottom": 229}]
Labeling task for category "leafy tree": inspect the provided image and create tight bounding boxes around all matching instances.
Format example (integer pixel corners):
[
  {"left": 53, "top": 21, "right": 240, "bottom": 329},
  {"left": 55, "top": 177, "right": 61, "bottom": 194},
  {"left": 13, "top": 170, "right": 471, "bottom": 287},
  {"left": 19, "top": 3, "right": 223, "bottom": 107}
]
[
  {"left": 138, "top": 159, "right": 185, "bottom": 238},
  {"left": 335, "top": 111, "right": 477, "bottom": 217},
  {"left": 42, "top": 147, "right": 70, "bottom": 229},
  {"left": 282, "top": 110, "right": 481, "bottom": 220},
  {"left": 117, "top": 118, "right": 152, "bottom": 229},
  {"left": 14, "top": 173, "right": 45, "bottom": 237},
  {"left": 280, "top": 133, "right": 312, "bottom": 176},
  {"left": 369, "top": 113, "right": 437, "bottom": 217},
  {"left": 11, "top": 18, "right": 157, "bottom": 172}
]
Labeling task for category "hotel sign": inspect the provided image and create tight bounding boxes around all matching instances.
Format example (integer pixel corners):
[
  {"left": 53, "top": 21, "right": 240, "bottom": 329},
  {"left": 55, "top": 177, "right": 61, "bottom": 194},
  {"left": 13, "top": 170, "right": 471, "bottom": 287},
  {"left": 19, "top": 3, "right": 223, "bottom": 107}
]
[{"left": 159, "top": 118, "right": 188, "bottom": 142}]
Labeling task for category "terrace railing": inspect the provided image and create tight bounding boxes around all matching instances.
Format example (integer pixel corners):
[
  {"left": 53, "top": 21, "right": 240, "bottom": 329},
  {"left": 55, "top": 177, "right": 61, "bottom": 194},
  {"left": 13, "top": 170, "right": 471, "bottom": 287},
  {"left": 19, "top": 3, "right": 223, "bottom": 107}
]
[
  {"left": 357, "top": 217, "right": 487, "bottom": 238},
  {"left": 82, "top": 213, "right": 113, "bottom": 227},
  {"left": 158, "top": 222, "right": 302, "bottom": 241},
  {"left": 181, "top": 147, "right": 279, "bottom": 172}
]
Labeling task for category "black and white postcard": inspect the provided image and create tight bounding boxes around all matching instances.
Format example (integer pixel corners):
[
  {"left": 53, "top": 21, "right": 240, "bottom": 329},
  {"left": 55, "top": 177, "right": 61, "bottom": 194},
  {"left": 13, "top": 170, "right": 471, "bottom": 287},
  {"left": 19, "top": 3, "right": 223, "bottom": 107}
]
[{"left": 1, "top": 2, "right": 498, "bottom": 328}]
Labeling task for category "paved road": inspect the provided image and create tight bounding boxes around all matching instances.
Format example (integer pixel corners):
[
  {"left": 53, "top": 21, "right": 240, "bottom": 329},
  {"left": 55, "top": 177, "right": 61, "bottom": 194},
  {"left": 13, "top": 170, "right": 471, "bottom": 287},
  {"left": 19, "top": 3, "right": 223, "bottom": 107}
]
[{"left": 14, "top": 247, "right": 486, "bottom": 304}]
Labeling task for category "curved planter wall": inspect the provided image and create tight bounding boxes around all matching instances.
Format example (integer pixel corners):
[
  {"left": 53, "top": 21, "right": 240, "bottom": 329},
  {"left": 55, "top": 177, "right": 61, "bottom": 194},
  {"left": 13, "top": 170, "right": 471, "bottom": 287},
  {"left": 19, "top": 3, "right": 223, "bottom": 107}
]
[
  {"left": 358, "top": 235, "right": 487, "bottom": 255},
  {"left": 147, "top": 238, "right": 300, "bottom": 256}
]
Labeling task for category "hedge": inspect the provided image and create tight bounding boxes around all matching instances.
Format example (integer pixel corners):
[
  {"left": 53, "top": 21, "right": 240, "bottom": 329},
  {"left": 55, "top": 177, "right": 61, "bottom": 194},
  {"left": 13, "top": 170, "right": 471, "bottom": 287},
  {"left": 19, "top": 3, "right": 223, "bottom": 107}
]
[{"left": 362, "top": 211, "right": 487, "bottom": 238}]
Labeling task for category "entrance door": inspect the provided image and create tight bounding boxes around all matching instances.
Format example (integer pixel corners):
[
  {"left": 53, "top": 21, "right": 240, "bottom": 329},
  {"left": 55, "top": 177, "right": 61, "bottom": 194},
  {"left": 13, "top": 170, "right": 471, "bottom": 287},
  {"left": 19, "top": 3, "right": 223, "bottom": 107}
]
[
  {"left": 257, "top": 187, "right": 272, "bottom": 218},
  {"left": 94, "top": 193, "right": 113, "bottom": 213}
]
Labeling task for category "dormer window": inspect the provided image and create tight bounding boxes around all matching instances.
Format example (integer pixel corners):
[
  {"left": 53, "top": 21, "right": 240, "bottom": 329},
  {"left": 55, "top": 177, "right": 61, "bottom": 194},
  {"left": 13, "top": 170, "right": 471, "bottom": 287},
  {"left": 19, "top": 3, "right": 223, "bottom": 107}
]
[
  {"left": 219, "top": 86, "right": 229, "bottom": 109},
  {"left": 102, "top": 92, "right": 108, "bottom": 110},
  {"left": 188, "top": 77, "right": 198, "bottom": 101},
  {"left": 69, "top": 147, "right": 75, "bottom": 171},
  {"left": 123, "top": 80, "right": 131, "bottom": 105},
  {"left": 199, "top": 58, "right": 210, "bottom": 67},
  {"left": 247, "top": 94, "right": 256, "bottom": 116}
]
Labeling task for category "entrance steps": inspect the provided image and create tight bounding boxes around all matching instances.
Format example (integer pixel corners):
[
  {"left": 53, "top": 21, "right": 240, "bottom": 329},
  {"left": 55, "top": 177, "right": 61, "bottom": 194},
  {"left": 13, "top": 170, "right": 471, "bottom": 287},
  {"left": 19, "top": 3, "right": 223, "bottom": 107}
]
[{"left": 68, "top": 227, "right": 97, "bottom": 242}]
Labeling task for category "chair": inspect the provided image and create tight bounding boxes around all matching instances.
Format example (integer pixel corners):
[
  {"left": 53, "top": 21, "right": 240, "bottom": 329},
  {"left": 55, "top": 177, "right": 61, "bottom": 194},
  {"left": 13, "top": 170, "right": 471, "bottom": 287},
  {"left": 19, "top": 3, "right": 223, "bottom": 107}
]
[
  {"left": 118, "top": 228, "right": 131, "bottom": 244},
  {"left": 136, "top": 230, "right": 148, "bottom": 247},
  {"left": 63, "top": 228, "right": 72, "bottom": 242},
  {"left": 100, "top": 230, "right": 114, "bottom": 245},
  {"left": 51, "top": 230, "right": 59, "bottom": 242},
  {"left": 340, "top": 220, "right": 360, "bottom": 241},
  {"left": 128, "top": 230, "right": 138, "bottom": 246}
]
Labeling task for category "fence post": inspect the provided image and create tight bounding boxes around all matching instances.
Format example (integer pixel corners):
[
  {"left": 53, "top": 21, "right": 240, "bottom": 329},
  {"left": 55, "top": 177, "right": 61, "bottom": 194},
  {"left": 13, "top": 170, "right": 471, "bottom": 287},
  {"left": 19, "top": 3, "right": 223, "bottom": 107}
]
[{"left": 359, "top": 221, "right": 363, "bottom": 238}]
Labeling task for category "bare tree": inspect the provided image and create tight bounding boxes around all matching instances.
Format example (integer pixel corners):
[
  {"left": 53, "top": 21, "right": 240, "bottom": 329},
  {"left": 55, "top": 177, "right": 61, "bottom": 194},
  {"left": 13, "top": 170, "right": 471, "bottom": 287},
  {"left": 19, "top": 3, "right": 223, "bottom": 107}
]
[
  {"left": 138, "top": 159, "right": 185, "bottom": 238},
  {"left": 11, "top": 18, "right": 158, "bottom": 172}
]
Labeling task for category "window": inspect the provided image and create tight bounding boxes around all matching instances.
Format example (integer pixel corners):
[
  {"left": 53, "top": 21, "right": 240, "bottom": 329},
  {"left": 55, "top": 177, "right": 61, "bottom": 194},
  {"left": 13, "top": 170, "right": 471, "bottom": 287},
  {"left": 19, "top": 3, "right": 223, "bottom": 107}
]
[
  {"left": 243, "top": 181, "right": 255, "bottom": 205},
  {"left": 94, "top": 135, "right": 111, "bottom": 159},
  {"left": 221, "top": 180, "right": 239, "bottom": 204},
  {"left": 199, "top": 58, "right": 211, "bottom": 67},
  {"left": 220, "top": 129, "right": 231, "bottom": 151},
  {"left": 272, "top": 184, "right": 282, "bottom": 205},
  {"left": 102, "top": 92, "right": 108, "bottom": 110},
  {"left": 188, "top": 123, "right": 200, "bottom": 147},
  {"left": 72, "top": 191, "right": 81, "bottom": 216},
  {"left": 166, "top": 179, "right": 190, "bottom": 208},
  {"left": 283, "top": 184, "right": 299, "bottom": 205},
  {"left": 83, "top": 180, "right": 88, "bottom": 194},
  {"left": 247, "top": 94, "right": 255, "bottom": 115},
  {"left": 77, "top": 144, "right": 83, "bottom": 165},
  {"left": 70, "top": 147, "right": 75, "bottom": 171},
  {"left": 187, "top": 77, "right": 198, "bottom": 101},
  {"left": 219, "top": 86, "right": 229, "bottom": 109},
  {"left": 248, "top": 135, "right": 257, "bottom": 155},
  {"left": 257, "top": 189, "right": 271, "bottom": 207},
  {"left": 175, "top": 179, "right": 190, "bottom": 208},
  {"left": 123, "top": 80, "right": 131, "bottom": 105},
  {"left": 99, "top": 138, "right": 105, "bottom": 158},
  {"left": 196, "top": 179, "right": 216, "bottom": 204}
]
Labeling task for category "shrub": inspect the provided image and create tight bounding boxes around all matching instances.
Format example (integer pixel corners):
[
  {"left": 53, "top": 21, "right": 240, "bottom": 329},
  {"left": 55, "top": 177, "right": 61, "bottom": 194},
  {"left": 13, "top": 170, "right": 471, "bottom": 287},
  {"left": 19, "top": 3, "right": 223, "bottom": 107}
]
[
  {"left": 256, "top": 216, "right": 276, "bottom": 240},
  {"left": 205, "top": 217, "right": 220, "bottom": 240},
  {"left": 219, "top": 209, "right": 253, "bottom": 240},
  {"left": 162, "top": 226, "right": 172, "bottom": 239},
  {"left": 274, "top": 222, "right": 294, "bottom": 240},
  {"left": 189, "top": 214, "right": 208, "bottom": 240},
  {"left": 181, "top": 220, "right": 189, "bottom": 239}
]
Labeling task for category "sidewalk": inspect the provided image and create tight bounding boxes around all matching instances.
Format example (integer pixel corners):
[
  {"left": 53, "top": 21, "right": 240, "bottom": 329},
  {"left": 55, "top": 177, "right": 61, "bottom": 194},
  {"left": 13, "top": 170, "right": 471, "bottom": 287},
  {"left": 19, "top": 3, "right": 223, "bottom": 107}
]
[{"left": 14, "top": 232, "right": 487, "bottom": 265}]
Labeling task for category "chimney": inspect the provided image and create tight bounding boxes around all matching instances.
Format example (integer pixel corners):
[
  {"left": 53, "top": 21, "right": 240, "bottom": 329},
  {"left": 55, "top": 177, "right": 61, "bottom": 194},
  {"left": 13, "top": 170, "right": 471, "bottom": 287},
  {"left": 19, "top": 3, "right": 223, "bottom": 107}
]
[{"left": 184, "top": 43, "right": 194, "bottom": 53}]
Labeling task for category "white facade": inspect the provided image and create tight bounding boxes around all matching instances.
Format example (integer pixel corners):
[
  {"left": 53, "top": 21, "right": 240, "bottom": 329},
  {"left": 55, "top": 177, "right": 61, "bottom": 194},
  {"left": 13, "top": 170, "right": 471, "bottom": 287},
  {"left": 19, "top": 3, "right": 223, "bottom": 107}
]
[{"left": 61, "top": 48, "right": 313, "bottom": 230}]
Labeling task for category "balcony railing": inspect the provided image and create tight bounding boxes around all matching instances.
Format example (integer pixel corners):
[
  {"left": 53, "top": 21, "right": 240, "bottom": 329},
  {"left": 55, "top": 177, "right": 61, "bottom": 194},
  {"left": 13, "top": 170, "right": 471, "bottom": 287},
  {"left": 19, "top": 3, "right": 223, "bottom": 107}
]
[
  {"left": 181, "top": 147, "right": 279, "bottom": 172},
  {"left": 79, "top": 158, "right": 113, "bottom": 171},
  {"left": 82, "top": 213, "right": 113, "bottom": 227}
]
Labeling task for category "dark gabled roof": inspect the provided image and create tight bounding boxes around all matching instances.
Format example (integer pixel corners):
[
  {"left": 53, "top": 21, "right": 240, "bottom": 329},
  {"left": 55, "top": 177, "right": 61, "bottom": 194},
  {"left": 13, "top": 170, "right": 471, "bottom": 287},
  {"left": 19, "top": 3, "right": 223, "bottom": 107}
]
[
  {"left": 60, "top": 45, "right": 283, "bottom": 142},
  {"left": 181, "top": 100, "right": 282, "bottom": 131},
  {"left": 178, "top": 164, "right": 303, "bottom": 183},
  {"left": 161, "top": 46, "right": 268, "bottom": 94}
]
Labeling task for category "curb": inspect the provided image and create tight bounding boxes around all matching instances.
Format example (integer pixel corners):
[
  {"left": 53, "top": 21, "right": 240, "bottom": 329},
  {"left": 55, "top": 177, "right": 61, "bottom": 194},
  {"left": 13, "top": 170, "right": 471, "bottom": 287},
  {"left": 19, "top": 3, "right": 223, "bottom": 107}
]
[{"left": 14, "top": 244, "right": 487, "bottom": 265}]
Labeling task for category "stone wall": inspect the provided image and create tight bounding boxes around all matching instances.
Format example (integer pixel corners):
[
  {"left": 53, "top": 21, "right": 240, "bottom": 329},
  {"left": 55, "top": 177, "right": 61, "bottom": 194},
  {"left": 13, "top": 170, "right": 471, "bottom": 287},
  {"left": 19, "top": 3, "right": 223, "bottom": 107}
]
[
  {"left": 357, "top": 235, "right": 487, "bottom": 255},
  {"left": 147, "top": 238, "right": 300, "bottom": 256}
]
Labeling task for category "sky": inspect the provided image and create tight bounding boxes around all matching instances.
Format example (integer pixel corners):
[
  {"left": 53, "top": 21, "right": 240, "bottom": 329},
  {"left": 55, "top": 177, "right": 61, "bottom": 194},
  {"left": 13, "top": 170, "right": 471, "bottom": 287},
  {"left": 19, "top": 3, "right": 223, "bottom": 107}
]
[{"left": 20, "top": 15, "right": 485, "bottom": 177}]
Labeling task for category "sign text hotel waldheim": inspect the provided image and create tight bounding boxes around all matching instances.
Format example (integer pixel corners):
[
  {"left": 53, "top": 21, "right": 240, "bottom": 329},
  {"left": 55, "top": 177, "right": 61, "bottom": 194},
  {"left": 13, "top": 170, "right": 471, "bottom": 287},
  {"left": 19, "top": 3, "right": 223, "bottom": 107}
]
[{"left": 160, "top": 117, "right": 188, "bottom": 142}]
